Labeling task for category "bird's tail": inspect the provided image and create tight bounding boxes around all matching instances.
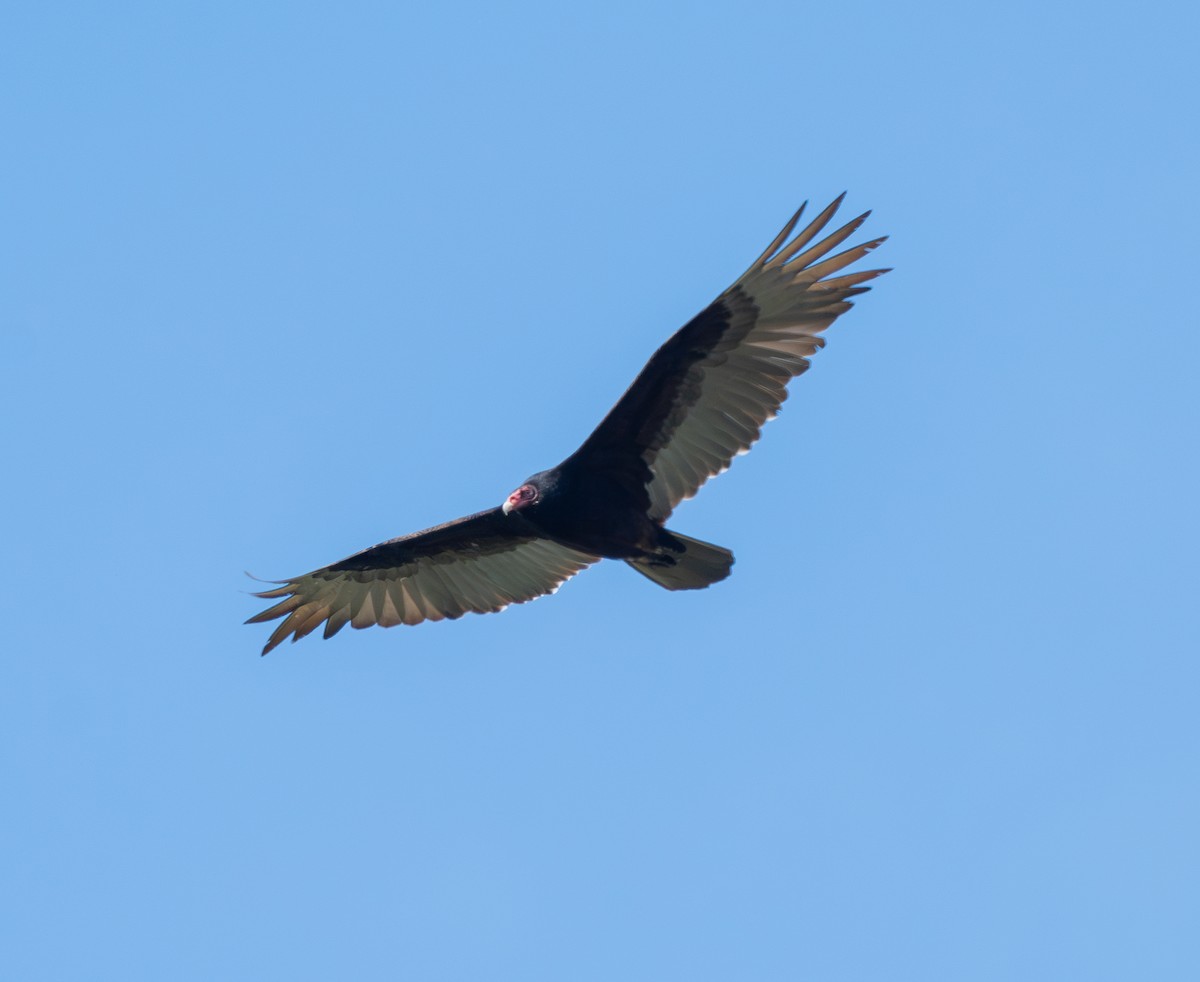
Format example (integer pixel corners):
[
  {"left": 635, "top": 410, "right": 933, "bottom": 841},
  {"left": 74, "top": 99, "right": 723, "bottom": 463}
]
[{"left": 625, "top": 529, "right": 734, "bottom": 591}]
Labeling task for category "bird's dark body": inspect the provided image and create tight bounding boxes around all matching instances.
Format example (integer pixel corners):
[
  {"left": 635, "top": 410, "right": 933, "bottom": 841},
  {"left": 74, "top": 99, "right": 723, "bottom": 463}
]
[
  {"left": 565, "top": 301, "right": 732, "bottom": 505},
  {"left": 511, "top": 301, "right": 741, "bottom": 561},
  {"left": 248, "top": 195, "right": 888, "bottom": 654},
  {"left": 516, "top": 463, "right": 662, "bottom": 560}
]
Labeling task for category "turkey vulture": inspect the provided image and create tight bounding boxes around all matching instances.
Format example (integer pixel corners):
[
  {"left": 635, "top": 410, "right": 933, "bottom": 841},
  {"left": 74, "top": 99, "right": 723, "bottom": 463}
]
[{"left": 248, "top": 195, "right": 888, "bottom": 654}]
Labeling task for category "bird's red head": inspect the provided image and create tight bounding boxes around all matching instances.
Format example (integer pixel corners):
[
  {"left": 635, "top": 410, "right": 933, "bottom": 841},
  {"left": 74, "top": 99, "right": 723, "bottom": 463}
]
[{"left": 502, "top": 483, "right": 539, "bottom": 515}]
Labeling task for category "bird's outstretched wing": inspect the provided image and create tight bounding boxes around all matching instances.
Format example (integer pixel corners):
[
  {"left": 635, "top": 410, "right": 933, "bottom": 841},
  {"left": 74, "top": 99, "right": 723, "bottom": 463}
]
[
  {"left": 569, "top": 195, "right": 889, "bottom": 521},
  {"left": 247, "top": 509, "right": 597, "bottom": 654}
]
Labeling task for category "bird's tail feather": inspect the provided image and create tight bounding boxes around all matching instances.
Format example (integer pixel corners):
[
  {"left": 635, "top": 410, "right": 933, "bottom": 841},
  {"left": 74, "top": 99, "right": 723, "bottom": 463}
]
[{"left": 625, "top": 530, "right": 734, "bottom": 591}]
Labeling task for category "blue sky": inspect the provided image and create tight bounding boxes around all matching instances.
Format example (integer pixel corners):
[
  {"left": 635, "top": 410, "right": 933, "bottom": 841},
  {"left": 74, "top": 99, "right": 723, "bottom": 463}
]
[{"left": 3, "top": 2, "right": 1197, "bottom": 979}]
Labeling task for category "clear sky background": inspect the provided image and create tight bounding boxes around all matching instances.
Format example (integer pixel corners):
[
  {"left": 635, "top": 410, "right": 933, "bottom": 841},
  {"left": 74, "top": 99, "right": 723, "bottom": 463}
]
[{"left": 3, "top": 2, "right": 1197, "bottom": 979}]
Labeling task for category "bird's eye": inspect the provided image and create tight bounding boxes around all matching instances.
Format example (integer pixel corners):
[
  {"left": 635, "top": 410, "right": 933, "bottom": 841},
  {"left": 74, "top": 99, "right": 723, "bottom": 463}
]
[{"left": 521, "top": 486, "right": 537, "bottom": 500}]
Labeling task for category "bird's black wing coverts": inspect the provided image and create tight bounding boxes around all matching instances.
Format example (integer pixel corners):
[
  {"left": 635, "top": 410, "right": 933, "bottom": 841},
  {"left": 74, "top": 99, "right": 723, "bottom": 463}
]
[
  {"left": 247, "top": 508, "right": 597, "bottom": 654},
  {"left": 570, "top": 195, "right": 888, "bottom": 521}
]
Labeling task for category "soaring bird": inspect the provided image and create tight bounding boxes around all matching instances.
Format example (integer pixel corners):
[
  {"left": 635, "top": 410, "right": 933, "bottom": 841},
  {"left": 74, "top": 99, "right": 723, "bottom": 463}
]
[{"left": 248, "top": 195, "right": 888, "bottom": 654}]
